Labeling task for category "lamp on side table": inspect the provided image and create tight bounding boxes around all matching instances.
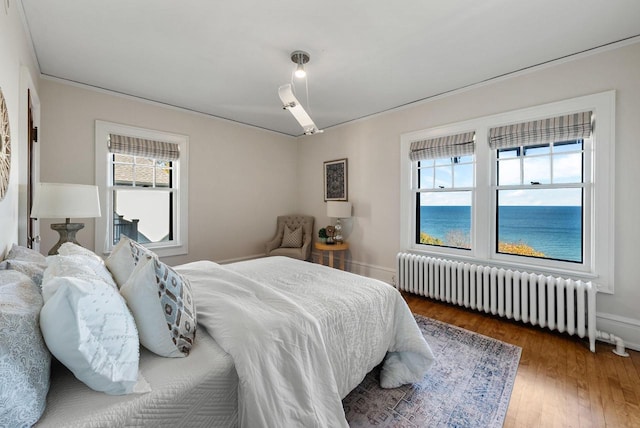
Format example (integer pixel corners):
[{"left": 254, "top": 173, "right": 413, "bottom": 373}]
[{"left": 30, "top": 183, "right": 101, "bottom": 255}]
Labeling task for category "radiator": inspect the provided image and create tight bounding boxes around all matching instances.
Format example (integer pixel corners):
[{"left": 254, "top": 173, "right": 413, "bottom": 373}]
[{"left": 396, "top": 252, "right": 628, "bottom": 355}]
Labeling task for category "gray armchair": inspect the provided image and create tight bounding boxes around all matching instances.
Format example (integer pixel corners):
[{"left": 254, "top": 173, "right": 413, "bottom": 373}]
[{"left": 265, "top": 215, "right": 314, "bottom": 261}]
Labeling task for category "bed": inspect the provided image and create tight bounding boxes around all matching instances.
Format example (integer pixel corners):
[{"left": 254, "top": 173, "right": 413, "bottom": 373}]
[{"left": 2, "top": 243, "right": 434, "bottom": 428}]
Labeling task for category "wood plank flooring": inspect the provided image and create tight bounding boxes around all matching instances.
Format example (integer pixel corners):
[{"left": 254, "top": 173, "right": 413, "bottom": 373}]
[{"left": 404, "top": 293, "right": 640, "bottom": 428}]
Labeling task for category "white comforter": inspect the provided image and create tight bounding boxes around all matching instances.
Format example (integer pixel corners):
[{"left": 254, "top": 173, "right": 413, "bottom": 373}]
[{"left": 175, "top": 256, "right": 434, "bottom": 428}]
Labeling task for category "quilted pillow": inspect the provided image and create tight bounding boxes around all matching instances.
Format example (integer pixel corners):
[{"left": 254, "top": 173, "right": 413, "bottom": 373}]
[
  {"left": 40, "top": 274, "right": 141, "bottom": 395},
  {"left": 0, "top": 270, "right": 50, "bottom": 427},
  {"left": 120, "top": 255, "right": 196, "bottom": 357},
  {"left": 42, "top": 254, "right": 117, "bottom": 300},
  {"left": 58, "top": 242, "right": 103, "bottom": 261},
  {"left": 281, "top": 225, "right": 303, "bottom": 248},
  {"left": 0, "top": 244, "right": 47, "bottom": 286},
  {"left": 105, "top": 236, "right": 152, "bottom": 287}
]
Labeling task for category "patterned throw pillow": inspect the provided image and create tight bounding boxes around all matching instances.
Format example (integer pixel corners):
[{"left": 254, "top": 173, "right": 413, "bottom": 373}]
[
  {"left": 281, "top": 225, "right": 303, "bottom": 248},
  {"left": 120, "top": 255, "right": 197, "bottom": 357},
  {"left": 105, "top": 236, "right": 152, "bottom": 287},
  {"left": 0, "top": 270, "right": 50, "bottom": 427}
]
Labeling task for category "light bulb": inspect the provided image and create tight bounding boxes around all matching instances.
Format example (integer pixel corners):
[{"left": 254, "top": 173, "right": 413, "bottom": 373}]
[{"left": 295, "top": 64, "right": 306, "bottom": 78}]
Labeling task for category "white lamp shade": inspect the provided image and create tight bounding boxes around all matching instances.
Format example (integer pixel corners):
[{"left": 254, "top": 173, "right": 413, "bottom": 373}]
[
  {"left": 31, "top": 183, "right": 101, "bottom": 219},
  {"left": 327, "top": 201, "right": 352, "bottom": 219}
]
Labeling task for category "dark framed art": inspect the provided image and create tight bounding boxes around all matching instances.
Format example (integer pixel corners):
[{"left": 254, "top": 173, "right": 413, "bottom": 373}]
[{"left": 323, "top": 158, "right": 347, "bottom": 201}]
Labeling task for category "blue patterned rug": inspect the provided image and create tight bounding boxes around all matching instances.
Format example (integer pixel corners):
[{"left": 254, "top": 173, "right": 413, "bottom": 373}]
[{"left": 343, "top": 314, "right": 521, "bottom": 427}]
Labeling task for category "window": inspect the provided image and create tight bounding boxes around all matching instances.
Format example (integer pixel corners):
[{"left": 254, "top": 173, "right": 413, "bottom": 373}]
[
  {"left": 495, "top": 140, "right": 584, "bottom": 263},
  {"left": 411, "top": 132, "right": 475, "bottom": 250},
  {"left": 400, "top": 91, "right": 615, "bottom": 292},
  {"left": 95, "top": 121, "right": 189, "bottom": 257}
]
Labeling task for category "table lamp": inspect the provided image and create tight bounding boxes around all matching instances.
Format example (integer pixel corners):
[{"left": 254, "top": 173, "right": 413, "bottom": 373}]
[
  {"left": 327, "top": 201, "right": 352, "bottom": 244},
  {"left": 30, "top": 183, "right": 101, "bottom": 255}
]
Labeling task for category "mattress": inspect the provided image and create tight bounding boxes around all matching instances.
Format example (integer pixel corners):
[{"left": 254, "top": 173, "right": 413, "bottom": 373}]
[{"left": 35, "top": 329, "right": 238, "bottom": 428}]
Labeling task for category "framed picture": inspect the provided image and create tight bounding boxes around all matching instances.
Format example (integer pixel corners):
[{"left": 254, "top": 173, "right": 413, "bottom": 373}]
[{"left": 324, "top": 158, "right": 348, "bottom": 201}]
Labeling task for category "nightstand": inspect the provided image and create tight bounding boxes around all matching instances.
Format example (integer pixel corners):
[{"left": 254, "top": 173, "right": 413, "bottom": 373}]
[{"left": 315, "top": 242, "right": 349, "bottom": 270}]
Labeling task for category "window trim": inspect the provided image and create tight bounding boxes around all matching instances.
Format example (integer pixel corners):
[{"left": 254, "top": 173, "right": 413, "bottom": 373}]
[
  {"left": 95, "top": 120, "right": 189, "bottom": 258},
  {"left": 400, "top": 91, "right": 615, "bottom": 293}
]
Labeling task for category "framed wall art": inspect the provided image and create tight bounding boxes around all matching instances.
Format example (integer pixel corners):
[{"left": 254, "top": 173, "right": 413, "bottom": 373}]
[{"left": 323, "top": 158, "right": 347, "bottom": 201}]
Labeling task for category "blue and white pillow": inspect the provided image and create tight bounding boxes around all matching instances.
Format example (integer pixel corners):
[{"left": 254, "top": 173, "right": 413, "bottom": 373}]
[
  {"left": 120, "top": 255, "right": 197, "bottom": 357},
  {"left": 0, "top": 270, "right": 50, "bottom": 427}
]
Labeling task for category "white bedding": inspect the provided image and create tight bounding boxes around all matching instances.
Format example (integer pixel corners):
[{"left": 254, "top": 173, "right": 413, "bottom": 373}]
[
  {"left": 175, "top": 256, "right": 434, "bottom": 428},
  {"left": 35, "top": 329, "right": 238, "bottom": 428}
]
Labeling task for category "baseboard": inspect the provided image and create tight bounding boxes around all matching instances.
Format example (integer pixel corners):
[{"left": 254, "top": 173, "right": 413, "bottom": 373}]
[
  {"left": 347, "top": 260, "right": 396, "bottom": 284},
  {"left": 596, "top": 312, "right": 640, "bottom": 353}
]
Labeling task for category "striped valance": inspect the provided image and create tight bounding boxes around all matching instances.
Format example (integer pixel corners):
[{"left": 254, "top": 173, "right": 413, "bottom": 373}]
[
  {"left": 489, "top": 111, "right": 592, "bottom": 150},
  {"left": 109, "top": 134, "right": 180, "bottom": 161},
  {"left": 409, "top": 131, "right": 475, "bottom": 161}
]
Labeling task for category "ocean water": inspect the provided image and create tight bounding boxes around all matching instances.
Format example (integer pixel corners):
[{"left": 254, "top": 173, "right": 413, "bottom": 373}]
[{"left": 419, "top": 206, "right": 582, "bottom": 262}]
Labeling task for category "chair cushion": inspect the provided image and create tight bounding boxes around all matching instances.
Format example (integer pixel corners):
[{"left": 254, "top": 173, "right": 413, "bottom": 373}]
[{"left": 281, "top": 225, "right": 303, "bottom": 248}]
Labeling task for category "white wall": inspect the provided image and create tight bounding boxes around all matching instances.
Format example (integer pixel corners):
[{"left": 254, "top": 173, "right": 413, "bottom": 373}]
[
  {"left": 298, "top": 41, "right": 640, "bottom": 349},
  {"left": 0, "top": 2, "right": 40, "bottom": 255},
  {"left": 38, "top": 79, "right": 298, "bottom": 266}
]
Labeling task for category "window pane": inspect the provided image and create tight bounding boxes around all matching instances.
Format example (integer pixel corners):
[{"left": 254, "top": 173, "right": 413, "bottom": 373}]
[
  {"left": 114, "top": 164, "right": 134, "bottom": 186},
  {"left": 497, "top": 189, "right": 582, "bottom": 263},
  {"left": 114, "top": 154, "right": 133, "bottom": 163},
  {"left": 523, "top": 155, "right": 550, "bottom": 184},
  {"left": 434, "top": 166, "right": 452, "bottom": 188},
  {"left": 417, "top": 191, "right": 471, "bottom": 249},
  {"left": 497, "top": 158, "right": 520, "bottom": 185},
  {"left": 434, "top": 158, "right": 450, "bottom": 166},
  {"left": 524, "top": 144, "right": 550, "bottom": 156},
  {"left": 113, "top": 189, "right": 172, "bottom": 245},
  {"left": 136, "top": 157, "right": 154, "bottom": 166},
  {"left": 454, "top": 163, "right": 473, "bottom": 187},
  {"left": 418, "top": 167, "right": 434, "bottom": 189},
  {"left": 135, "top": 166, "right": 154, "bottom": 186},
  {"left": 155, "top": 166, "right": 171, "bottom": 187},
  {"left": 498, "top": 147, "right": 519, "bottom": 159},
  {"left": 554, "top": 140, "right": 582, "bottom": 153},
  {"left": 553, "top": 153, "right": 582, "bottom": 183}
]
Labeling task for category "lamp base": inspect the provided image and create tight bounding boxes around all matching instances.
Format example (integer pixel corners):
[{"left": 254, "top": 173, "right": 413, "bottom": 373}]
[{"left": 49, "top": 222, "right": 85, "bottom": 255}]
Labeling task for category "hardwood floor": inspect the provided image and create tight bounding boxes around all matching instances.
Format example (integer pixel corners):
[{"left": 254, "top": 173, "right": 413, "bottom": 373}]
[{"left": 404, "top": 293, "right": 640, "bottom": 428}]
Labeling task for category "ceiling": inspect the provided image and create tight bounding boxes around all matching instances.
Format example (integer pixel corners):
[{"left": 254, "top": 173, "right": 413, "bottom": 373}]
[{"left": 20, "top": 1, "right": 640, "bottom": 137}]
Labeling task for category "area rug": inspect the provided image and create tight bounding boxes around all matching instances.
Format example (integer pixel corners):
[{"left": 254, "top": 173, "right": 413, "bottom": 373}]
[{"left": 343, "top": 314, "right": 522, "bottom": 428}]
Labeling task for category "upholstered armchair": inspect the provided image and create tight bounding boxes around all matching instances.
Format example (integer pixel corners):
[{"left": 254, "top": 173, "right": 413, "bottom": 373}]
[{"left": 265, "top": 215, "right": 314, "bottom": 261}]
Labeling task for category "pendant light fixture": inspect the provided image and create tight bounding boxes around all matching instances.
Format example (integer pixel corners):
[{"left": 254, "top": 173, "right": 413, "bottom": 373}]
[{"left": 278, "top": 50, "right": 322, "bottom": 135}]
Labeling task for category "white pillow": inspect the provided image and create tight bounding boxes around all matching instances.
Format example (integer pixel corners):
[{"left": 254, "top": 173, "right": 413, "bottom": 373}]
[
  {"left": 58, "top": 242, "right": 103, "bottom": 261},
  {"left": 42, "top": 254, "right": 117, "bottom": 301},
  {"left": 105, "top": 236, "right": 152, "bottom": 287},
  {"left": 40, "top": 275, "right": 141, "bottom": 395},
  {"left": 120, "top": 255, "right": 197, "bottom": 358}
]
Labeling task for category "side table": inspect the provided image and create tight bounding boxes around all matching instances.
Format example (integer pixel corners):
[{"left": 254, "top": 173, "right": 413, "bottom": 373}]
[{"left": 314, "top": 242, "right": 349, "bottom": 270}]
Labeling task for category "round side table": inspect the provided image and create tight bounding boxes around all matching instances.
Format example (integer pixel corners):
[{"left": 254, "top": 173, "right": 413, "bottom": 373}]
[{"left": 314, "top": 242, "right": 349, "bottom": 270}]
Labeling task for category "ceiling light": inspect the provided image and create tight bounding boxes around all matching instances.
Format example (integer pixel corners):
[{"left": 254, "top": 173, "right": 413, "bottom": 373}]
[
  {"left": 278, "top": 84, "right": 322, "bottom": 135},
  {"left": 291, "top": 50, "right": 309, "bottom": 79},
  {"left": 279, "top": 50, "right": 322, "bottom": 135}
]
